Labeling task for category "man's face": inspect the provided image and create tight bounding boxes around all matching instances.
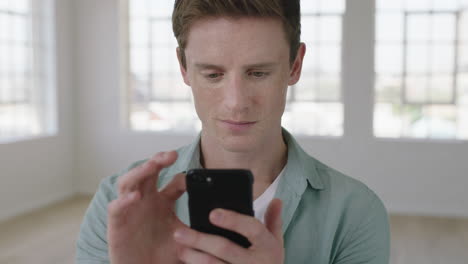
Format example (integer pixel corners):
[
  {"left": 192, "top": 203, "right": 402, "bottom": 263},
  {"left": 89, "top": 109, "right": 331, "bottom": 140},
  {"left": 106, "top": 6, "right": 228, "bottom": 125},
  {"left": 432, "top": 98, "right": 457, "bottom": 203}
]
[{"left": 179, "top": 17, "right": 304, "bottom": 152}]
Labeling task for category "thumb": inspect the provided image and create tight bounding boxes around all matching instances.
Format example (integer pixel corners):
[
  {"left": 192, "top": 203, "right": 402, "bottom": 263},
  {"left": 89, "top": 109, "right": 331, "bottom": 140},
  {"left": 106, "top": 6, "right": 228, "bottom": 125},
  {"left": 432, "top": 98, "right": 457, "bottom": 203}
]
[{"left": 264, "top": 198, "right": 283, "bottom": 241}]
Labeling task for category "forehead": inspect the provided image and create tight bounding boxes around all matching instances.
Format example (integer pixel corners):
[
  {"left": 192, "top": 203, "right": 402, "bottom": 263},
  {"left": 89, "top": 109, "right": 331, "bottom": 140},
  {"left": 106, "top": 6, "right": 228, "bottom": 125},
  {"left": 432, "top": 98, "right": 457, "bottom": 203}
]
[{"left": 184, "top": 17, "right": 290, "bottom": 66}]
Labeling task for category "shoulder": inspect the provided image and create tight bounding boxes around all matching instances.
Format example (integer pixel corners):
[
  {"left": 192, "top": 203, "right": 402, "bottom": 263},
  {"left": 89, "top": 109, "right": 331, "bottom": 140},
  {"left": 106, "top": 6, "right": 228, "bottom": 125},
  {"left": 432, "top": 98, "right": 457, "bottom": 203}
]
[
  {"left": 305, "top": 156, "right": 389, "bottom": 238},
  {"left": 311, "top": 159, "right": 390, "bottom": 262},
  {"left": 313, "top": 158, "right": 384, "bottom": 211}
]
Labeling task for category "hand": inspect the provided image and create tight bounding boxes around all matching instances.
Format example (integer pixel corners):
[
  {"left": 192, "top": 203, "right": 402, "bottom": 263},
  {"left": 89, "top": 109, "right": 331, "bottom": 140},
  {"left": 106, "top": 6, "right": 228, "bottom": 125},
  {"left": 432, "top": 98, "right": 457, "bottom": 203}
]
[
  {"left": 174, "top": 198, "right": 284, "bottom": 264},
  {"left": 107, "top": 151, "right": 187, "bottom": 264}
]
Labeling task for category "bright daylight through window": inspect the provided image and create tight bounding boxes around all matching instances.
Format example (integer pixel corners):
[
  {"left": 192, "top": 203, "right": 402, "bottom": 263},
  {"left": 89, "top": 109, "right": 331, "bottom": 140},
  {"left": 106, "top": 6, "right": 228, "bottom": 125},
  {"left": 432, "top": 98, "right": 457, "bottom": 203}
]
[
  {"left": 125, "top": 0, "right": 344, "bottom": 136},
  {"left": 375, "top": 0, "right": 468, "bottom": 140},
  {"left": 0, "top": 0, "right": 56, "bottom": 142}
]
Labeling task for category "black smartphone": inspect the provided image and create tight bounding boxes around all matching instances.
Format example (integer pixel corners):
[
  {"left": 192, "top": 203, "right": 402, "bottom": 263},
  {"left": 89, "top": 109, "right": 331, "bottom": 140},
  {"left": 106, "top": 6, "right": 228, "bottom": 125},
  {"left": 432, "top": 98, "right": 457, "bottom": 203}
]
[{"left": 186, "top": 169, "right": 254, "bottom": 248}]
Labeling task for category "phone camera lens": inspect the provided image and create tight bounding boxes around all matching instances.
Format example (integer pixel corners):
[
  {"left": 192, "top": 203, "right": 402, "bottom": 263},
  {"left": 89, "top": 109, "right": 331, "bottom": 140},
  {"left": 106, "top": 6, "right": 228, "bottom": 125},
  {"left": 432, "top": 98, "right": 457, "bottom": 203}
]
[{"left": 206, "top": 177, "right": 212, "bottom": 183}]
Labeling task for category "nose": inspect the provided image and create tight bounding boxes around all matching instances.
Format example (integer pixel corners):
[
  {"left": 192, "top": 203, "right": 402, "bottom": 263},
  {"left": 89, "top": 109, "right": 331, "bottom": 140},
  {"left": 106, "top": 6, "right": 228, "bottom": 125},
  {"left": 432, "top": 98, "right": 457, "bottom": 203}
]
[{"left": 223, "top": 74, "right": 251, "bottom": 115}]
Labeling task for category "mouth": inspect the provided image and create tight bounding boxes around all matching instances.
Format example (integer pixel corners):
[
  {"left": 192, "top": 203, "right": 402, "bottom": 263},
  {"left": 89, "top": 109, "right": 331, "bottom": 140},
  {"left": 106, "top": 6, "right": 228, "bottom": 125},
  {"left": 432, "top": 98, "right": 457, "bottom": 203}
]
[
  {"left": 219, "top": 120, "right": 257, "bottom": 132},
  {"left": 222, "top": 120, "right": 257, "bottom": 125}
]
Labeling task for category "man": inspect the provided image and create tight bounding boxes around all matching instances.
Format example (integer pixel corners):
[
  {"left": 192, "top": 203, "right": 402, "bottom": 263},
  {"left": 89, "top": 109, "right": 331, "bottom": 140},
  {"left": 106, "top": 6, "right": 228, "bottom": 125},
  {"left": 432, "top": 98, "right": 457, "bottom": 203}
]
[{"left": 76, "top": 0, "right": 390, "bottom": 263}]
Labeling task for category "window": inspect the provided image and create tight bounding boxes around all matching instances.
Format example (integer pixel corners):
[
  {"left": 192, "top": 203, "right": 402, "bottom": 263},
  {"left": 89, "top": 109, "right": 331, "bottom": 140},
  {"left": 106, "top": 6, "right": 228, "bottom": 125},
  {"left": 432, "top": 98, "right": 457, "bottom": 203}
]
[
  {"left": 282, "top": 0, "right": 345, "bottom": 136},
  {"left": 375, "top": 0, "right": 468, "bottom": 140},
  {"left": 124, "top": 0, "right": 345, "bottom": 136},
  {"left": 125, "top": 0, "right": 198, "bottom": 132},
  {"left": 0, "top": 0, "right": 56, "bottom": 143}
]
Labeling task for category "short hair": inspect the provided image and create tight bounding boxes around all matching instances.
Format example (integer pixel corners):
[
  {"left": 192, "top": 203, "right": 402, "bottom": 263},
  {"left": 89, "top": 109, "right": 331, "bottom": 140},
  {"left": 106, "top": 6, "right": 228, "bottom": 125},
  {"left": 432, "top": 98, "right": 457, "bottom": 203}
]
[{"left": 172, "top": 0, "right": 301, "bottom": 68}]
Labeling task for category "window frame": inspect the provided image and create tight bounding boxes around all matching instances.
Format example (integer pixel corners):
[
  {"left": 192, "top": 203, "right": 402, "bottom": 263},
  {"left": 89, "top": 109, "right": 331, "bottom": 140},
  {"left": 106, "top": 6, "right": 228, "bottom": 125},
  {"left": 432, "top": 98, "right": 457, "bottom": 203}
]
[
  {"left": 373, "top": 1, "right": 468, "bottom": 141},
  {"left": 0, "top": 0, "right": 57, "bottom": 143}
]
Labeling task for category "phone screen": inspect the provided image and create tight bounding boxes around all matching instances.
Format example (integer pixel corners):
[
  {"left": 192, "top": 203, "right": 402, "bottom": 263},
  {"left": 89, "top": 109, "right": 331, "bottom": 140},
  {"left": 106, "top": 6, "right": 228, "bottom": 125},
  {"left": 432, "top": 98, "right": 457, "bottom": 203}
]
[{"left": 186, "top": 169, "right": 254, "bottom": 248}]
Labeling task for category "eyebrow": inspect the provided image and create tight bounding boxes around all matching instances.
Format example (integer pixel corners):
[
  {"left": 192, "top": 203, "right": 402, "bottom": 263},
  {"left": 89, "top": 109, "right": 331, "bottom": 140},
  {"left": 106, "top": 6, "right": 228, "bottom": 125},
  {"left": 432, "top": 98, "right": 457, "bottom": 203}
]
[
  {"left": 194, "top": 62, "right": 277, "bottom": 70},
  {"left": 194, "top": 63, "right": 224, "bottom": 70},
  {"left": 244, "top": 62, "right": 277, "bottom": 69}
]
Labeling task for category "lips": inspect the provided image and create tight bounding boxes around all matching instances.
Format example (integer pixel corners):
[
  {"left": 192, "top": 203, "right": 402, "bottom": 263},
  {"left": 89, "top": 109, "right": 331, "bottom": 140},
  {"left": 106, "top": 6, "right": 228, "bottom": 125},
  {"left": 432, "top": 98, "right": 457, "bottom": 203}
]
[
  {"left": 222, "top": 120, "right": 256, "bottom": 125},
  {"left": 219, "top": 119, "right": 257, "bottom": 132}
]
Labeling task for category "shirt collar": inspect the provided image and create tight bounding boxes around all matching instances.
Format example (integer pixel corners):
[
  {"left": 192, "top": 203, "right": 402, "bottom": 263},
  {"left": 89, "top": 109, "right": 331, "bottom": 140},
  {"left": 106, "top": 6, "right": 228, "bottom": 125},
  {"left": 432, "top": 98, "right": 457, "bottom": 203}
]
[
  {"left": 281, "top": 128, "right": 325, "bottom": 191},
  {"left": 167, "top": 127, "right": 325, "bottom": 192}
]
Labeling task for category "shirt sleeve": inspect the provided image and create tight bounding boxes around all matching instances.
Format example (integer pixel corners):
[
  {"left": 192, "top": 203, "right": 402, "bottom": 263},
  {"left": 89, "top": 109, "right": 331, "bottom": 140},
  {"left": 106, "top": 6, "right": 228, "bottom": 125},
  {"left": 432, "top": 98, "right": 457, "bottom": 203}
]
[
  {"left": 75, "top": 173, "right": 118, "bottom": 264},
  {"left": 332, "top": 192, "right": 391, "bottom": 264}
]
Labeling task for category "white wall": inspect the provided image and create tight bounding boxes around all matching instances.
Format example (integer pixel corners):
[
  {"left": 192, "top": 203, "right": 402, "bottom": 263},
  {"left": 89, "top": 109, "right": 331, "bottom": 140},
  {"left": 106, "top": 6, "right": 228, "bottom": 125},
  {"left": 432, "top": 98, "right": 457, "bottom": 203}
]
[
  {"left": 74, "top": 0, "right": 197, "bottom": 194},
  {"left": 0, "top": 0, "right": 77, "bottom": 222}
]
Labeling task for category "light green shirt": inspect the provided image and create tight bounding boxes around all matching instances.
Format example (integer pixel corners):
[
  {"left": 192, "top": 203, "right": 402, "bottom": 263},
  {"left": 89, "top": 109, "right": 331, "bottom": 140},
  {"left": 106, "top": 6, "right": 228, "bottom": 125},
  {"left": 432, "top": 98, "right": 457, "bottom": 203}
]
[{"left": 76, "top": 129, "right": 390, "bottom": 263}]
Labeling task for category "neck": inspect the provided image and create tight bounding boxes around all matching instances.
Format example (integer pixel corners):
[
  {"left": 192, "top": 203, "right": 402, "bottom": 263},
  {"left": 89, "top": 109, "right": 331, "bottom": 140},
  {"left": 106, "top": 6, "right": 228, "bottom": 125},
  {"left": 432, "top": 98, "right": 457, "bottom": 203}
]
[{"left": 199, "top": 128, "right": 288, "bottom": 185}]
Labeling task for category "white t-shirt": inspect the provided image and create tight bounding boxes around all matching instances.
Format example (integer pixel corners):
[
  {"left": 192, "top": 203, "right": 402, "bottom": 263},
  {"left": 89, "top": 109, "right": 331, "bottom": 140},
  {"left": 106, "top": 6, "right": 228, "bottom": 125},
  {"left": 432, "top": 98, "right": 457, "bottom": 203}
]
[{"left": 253, "top": 168, "right": 285, "bottom": 223}]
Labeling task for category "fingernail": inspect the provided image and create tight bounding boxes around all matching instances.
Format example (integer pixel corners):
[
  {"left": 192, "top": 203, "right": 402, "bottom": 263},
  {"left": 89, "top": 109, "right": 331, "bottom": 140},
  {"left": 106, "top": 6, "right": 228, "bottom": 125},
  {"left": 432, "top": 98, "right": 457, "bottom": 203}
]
[
  {"left": 174, "top": 229, "right": 188, "bottom": 241},
  {"left": 210, "top": 210, "right": 223, "bottom": 223}
]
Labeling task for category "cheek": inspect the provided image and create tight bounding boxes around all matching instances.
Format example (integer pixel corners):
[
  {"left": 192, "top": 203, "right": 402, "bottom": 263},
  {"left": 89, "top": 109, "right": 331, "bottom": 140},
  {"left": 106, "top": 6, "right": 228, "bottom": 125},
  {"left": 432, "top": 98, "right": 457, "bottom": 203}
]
[
  {"left": 191, "top": 87, "right": 207, "bottom": 112},
  {"left": 253, "top": 89, "right": 285, "bottom": 122},
  {"left": 191, "top": 85, "right": 222, "bottom": 119},
  {"left": 268, "top": 88, "right": 288, "bottom": 112},
  {"left": 262, "top": 79, "right": 289, "bottom": 111}
]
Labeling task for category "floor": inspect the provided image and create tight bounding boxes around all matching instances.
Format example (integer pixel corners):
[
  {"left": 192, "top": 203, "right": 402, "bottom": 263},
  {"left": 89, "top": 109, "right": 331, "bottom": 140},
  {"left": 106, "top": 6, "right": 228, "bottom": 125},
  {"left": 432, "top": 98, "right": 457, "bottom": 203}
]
[
  {"left": 0, "top": 196, "right": 467, "bottom": 264},
  {"left": 0, "top": 196, "right": 90, "bottom": 264},
  {"left": 389, "top": 215, "right": 468, "bottom": 264}
]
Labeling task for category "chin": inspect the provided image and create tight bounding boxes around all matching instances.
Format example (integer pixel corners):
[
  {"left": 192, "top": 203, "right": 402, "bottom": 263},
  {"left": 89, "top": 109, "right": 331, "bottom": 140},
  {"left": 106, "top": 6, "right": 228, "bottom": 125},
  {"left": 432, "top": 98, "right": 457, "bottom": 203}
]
[{"left": 216, "top": 131, "right": 259, "bottom": 153}]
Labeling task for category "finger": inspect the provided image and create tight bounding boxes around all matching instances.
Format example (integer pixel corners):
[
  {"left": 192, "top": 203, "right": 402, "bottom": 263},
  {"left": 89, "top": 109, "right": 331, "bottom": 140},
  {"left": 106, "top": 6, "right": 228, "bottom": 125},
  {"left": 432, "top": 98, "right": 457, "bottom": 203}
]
[
  {"left": 160, "top": 172, "right": 187, "bottom": 202},
  {"left": 117, "top": 158, "right": 158, "bottom": 196},
  {"left": 107, "top": 191, "right": 141, "bottom": 222},
  {"left": 174, "top": 228, "right": 246, "bottom": 264},
  {"left": 265, "top": 198, "right": 283, "bottom": 241},
  {"left": 209, "top": 209, "right": 268, "bottom": 245},
  {"left": 117, "top": 151, "right": 178, "bottom": 196},
  {"left": 142, "top": 151, "right": 179, "bottom": 195},
  {"left": 177, "top": 246, "right": 228, "bottom": 264}
]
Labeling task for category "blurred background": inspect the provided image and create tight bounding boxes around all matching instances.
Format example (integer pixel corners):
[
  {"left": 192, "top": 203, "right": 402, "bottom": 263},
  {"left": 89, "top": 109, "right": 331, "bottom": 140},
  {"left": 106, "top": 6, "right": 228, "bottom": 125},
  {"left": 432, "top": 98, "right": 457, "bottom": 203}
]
[{"left": 0, "top": 0, "right": 467, "bottom": 263}]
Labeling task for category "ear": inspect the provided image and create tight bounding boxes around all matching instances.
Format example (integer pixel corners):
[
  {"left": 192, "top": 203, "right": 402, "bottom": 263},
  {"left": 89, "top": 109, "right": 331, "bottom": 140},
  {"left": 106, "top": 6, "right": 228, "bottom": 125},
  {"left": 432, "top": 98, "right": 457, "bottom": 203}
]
[
  {"left": 177, "top": 47, "right": 191, "bottom": 86},
  {"left": 288, "top": 43, "right": 306, "bottom": 86}
]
